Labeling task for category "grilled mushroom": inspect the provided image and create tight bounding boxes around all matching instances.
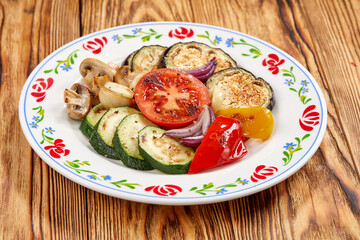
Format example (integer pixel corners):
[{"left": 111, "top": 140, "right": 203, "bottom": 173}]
[
  {"left": 107, "top": 62, "right": 120, "bottom": 74},
  {"left": 79, "top": 58, "right": 116, "bottom": 89},
  {"left": 64, "top": 83, "right": 92, "bottom": 120},
  {"left": 114, "top": 65, "right": 132, "bottom": 87},
  {"left": 114, "top": 65, "right": 147, "bottom": 90},
  {"left": 99, "top": 82, "right": 134, "bottom": 108}
]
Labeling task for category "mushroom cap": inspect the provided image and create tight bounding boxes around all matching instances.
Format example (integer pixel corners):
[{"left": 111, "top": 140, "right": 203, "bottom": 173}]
[
  {"left": 79, "top": 58, "right": 115, "bottom": 86},
  {"left": 64, "top": 83, "right": 92, "bottom": 120}
]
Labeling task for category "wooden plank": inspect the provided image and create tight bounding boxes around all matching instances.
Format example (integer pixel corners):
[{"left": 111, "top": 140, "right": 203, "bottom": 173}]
[
  {"left": 79, "top": 0, "right": 360, "bottom": 239},
  {"left": 39, "top": 1, "right": 89, "bottom": 239},
  {"left": 0, "top": 0, "right": 37, "bottom": 238},
  {"left": 297, "top": 0, "right": 360, "bottom": 169},
  {"left": 0, "top": 0, "right": 88, "bottom": 239}
]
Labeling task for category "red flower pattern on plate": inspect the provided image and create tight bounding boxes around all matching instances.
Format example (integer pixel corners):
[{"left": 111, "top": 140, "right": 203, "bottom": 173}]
[
  {"left": 168, "top": 27, "right": 194, "bottom": 39},
  {"left": 262, "top": 54, "right": 285, "bottom": 74},
  {"left": 145, "top": 184, "right": 182, "bottom": 196},
  {"left": 31, "top": 78, "right": 54, "bottom": 102},
  {"left": 44, "top": 139, "right": 70, "bottom": 159},
  {"left": 299, "top": 105, "right": 320, "bottom": 131},
  {"left": 83, "top": 37, "right": 107, "bottom": 54},
  {"left": 250, "top": 165, "right": 278, "bottom": 182}
]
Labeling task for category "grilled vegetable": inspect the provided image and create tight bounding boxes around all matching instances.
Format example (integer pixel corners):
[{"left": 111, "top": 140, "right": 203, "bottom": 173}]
[
  {"left": 131, "top": 45, "right": 167, "bottom": 72},
  {"left": 138, "top": 126, "right": 195, "bottom": 174},
  {"left": 216, "top": 107, "right": 274, "bottom": 140},
  {"left": 89, "top": 107, "right": 140, "bottom": 159},
  {"left": 181, "top": 58, "right": 217, "bottom": 83},
  {"left": 79, "top": 103, "right": 108, "bottom": 138},
  {"left": 98, "top": 82, "right": 134, "bottom": 108},
  {"left": 124, "top": 50, "right": 138, "bottom": 66},
  {"left": 79, "top": 58, "right": 116, "bottom": 90},
  {"left": 113, "top": 113, "right": 157, "bottom": 170},
  {"left": 188, "top": 116, "right": 247, "bottom": 174},
  {"left": 163, "top": 41, "right": 236, "bottom": 72},
  {"left": 134, "top": 68, "right": 210, "bottom": 128},
  {"left": 64, "top": 83, "right": 92, "bottom": 120},
  {"left": 164, "top": 105, "right": 215, "bottom": 147},
  {"left": 206, "top": 68, "right": 274, "bottom": 113}
]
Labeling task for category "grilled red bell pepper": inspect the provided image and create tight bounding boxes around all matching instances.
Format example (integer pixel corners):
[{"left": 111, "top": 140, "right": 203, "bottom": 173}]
[{"left": 188, "top": 116, "right": 247, "bottom": 174}]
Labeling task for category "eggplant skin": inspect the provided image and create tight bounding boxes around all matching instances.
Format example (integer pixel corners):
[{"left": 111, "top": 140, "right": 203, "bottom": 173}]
[
  {"left": 130, "top": 45, "right": 167, "bottom": 72},
  {"left": 163, "top": 41, "right": 237, "bottom": 72},
  {"left": 123, "top": 50, "right": 138, "bottom": 66},
  {"left": 206, "top": 68, "right": 274, "bottom": 113}
]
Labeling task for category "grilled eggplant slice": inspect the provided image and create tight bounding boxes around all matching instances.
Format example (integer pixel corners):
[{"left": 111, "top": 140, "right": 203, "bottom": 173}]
[
  {"left": 163, "top": 41, "right": 237, "bottom": 72},
  {"left": 131, "top": 45, "right": 167, "bottom": 72},
  {"left": 123, "top": 50, "right": 138, "bottom": 66},
  {"left": 206, "top": 68, "right": 274, "bottom": 113}
]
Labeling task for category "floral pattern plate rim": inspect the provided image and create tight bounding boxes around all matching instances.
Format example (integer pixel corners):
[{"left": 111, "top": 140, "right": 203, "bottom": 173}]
[{"left": 19, "top": 22, "right": 327, "bottom": 205}]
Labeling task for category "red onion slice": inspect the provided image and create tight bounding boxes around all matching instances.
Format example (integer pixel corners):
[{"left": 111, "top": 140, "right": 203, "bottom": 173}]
[
  {"left": 180, "top": 135, "right": 204, "bottom": 147},
  {"left": 164, "top": 110, "right": 205, "bottom": 138},
  {"left": 164, "top": 105, "right": 216, "bottom": 147},
  {"left": 201, "top": 106, "right": 211, "bottom": 135},
  {"left": 208, "top": 106, "right": 216, "bottom": 123},
  {"left": 182, "top": 58, "right": 217, "bottom": 83},
  {"left": 196, "top": 64, "right": 217, "bottom": 82}
]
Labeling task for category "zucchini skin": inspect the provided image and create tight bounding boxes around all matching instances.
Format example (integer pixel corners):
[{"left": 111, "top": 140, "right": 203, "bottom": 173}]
[
  {"left": 139, "top": 146, "right": 191, "bottom": 174},
  {"left": 79, "top": 118, "right": 94, "bottom": 138},
  {"left": 113, "top": 131, "right": 154, "bottom": 170},
  {"left": 89, "top": 125, "right": 120, "bottom": 159}
]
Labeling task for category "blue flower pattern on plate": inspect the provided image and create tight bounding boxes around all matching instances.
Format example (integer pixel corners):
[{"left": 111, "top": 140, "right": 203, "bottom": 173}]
[
  {"left": 226, "top": 37, "right": 234, "bottom": 47},
  {"left": 60, "top": 63, "right": 72, "bottom": 72},
  {"left": 132, "top": 28, "right": 142, "bottom": 34},
  {"left": 284, "top": 142, "right": 297, "bottom": 150},
  {"left": 45, "top": 127, "right": 55, "bottom": 134},
  {"left": 285, "top": 79, "right": 294, "bottom": 86}
]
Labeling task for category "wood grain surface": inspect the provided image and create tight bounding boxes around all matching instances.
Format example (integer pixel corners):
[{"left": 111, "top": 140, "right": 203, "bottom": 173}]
[{"left": 1, "top": 0, "right": 359, "bottom": 239}]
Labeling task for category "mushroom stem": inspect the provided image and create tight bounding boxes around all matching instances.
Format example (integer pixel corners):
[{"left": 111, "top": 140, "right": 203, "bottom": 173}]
[{"left": 64, "top": 83, "right": 92, "bottom": 120}]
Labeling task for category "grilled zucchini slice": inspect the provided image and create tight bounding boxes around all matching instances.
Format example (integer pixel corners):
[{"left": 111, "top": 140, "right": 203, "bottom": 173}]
[
  {"left": 131, "top": 45, "right": 167, "bottom": 72},
  {"left": 79, "top": 103, "right": 108, "bottom": 138},
  {"left": 138, "top": 126, "right": 195, "bottom": 174},
  {"left": 206, "top": 68, "right": 274, "bottom": 113},
  {"left": 89, "top": 107, "right": 140, "bottom": 159},
  {"left": 113, "top": 113, "right": 157, "bottom": 170},
  {"left": 163, "top": 41, "right": 237, "bottom": 72}
]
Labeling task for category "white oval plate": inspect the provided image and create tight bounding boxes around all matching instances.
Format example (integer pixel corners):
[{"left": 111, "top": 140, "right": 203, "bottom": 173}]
[{"left": 19, "top": 22, "right": 327, "bottom": 205}]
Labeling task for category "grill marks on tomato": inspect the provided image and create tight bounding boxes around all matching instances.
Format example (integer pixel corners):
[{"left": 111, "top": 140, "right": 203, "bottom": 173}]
[
  {"left": 134, "top": 69, "right": 209, "bottom": 128},
  {"left": 142, "top": 74, "right": 201, "bottom": 117}
]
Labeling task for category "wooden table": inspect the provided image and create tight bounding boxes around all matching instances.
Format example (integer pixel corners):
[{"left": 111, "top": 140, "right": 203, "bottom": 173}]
[{"left": 1, "top": 0, "right": 360, "bottom": 239}]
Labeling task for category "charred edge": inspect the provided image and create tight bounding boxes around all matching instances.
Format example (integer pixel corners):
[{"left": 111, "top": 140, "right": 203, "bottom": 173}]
[
  {"left": 184, "top": 103, "right": 199, "bottom": 117},
  {"left": 143, "top": 75, "right": 163, "bottom": 87}
]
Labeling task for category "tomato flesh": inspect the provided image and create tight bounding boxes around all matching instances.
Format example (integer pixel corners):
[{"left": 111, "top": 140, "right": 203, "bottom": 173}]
[
  {"left": 188, "top": 116, "right": 247, "bottom": 174},
  {"left": 134, "top": 69, "right": 209, "bottom": 128},
  {"left": 216, "top": 107, "right": 274, "bottom": 140}
]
